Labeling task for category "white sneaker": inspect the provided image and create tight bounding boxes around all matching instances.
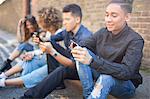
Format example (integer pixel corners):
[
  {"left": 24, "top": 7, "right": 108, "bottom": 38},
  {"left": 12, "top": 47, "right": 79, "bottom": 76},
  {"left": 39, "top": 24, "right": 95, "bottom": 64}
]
[
  {"left": 0, "top": 78, "right": 5, "bottom": 87},
  {"left": 0, "top": 72, "right": 7, "bottom": 79}
]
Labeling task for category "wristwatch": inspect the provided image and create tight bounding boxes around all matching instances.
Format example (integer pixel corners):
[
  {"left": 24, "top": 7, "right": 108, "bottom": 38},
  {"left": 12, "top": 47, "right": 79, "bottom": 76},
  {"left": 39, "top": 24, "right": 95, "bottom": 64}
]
[
  {"left": 53, "top": 53, "right": 58, "bottom": 57},
  {"left": 52, "top": 51, "right": 59, "bottom": 57}
]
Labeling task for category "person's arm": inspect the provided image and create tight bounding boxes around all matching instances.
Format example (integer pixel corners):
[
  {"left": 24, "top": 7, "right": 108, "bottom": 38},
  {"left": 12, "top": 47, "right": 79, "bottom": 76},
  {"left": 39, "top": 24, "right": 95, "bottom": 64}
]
[
  {"left": 8, "top": 49, "right": 22, "bottom": 61},
  {"left": 90, "top": 39, "right": 144, "bottom": 80},
  {"left": 50, "top": 31, "right": 64, "bottom": 42},
  {"left": 40, "top": 42, "right": 75, "bottom": 67},
  {"left": 72, "top": 36, "right": 144, "bottom": 80},
  {"left": 50, "top": 49, "right": 75, "bottom": 67},
  {"left": 20, "top": 52, "right": 34, "bottom": 61},
  {"left": 17, "top": 18, "right": 25, "bottom": 42}
]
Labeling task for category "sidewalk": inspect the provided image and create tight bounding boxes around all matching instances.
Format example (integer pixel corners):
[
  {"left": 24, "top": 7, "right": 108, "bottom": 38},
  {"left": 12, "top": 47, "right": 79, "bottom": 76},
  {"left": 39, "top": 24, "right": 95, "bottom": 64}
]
[{"left": 0, "top": 29, "right": 150, "bottom": 99}]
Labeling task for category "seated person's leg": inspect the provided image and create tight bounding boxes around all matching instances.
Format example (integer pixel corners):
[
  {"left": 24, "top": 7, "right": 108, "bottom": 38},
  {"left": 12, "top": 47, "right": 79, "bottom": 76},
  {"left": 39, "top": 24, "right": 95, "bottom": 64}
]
[
  {"left": 19, "top": 65, "right": 48, "bottom": 88},
  {"left": 0, "top": 59, "right": 12, "bottom": 72},
  {"left": 1, "top": 66, "right": 47, "bottom": 87},
  {"left": 110, "top": 80, "right": 135, "bottom": 98},
  {"left": 21, "top": 66, "right": 79, "bottom": 98},
  {"left": 21, "top": 54, "right": 46, "bottom": 75},
  {"left": 47, "top": 54, "right": 59, "bottom": 73},
  {"left": 0, "top": 66, "right": 47, "bottom": 87},
  {"left": 47, "top": 41, "right": 71, "bottom": 89},
  {"left": 0, "top": 65, "right": 23, "bottom": 87},
  {"left": 0, "top": 77, "right": 24, "bottom": 87},
  {"left": 0, "top": 55, "right": 47, "bottom": 87},
  {"left": 77, "top": 50, "right": 97, "bottom": 98},
  {"left": 0, "top": 65, "right": 23, "bottom": 78},
  {"left": 88, "top": 75, "right": 135, "bottom": 99},
  {"left": 0, "top": 42, "right": 33, "bottom": 72},
  {"left": 88, "top": 74, "right": 115, "bottom": 99},
  {"left": 78, "top": 63, "right": 94, "bottom": 98},
  {"left": 63, "top": 66, "right": 79, "bottom": 80},
  {"left": 22, "top": 66, "right": 66, "bottom": 98},
  {"left": 0, "top": 53, "right": 46, "bottom": 79}
]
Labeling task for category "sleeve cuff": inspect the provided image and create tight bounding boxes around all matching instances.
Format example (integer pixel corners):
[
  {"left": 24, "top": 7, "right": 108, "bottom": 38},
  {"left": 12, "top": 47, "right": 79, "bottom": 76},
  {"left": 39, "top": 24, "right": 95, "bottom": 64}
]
[{"left": 89, "top": 57, "right": 104, "bottom": 70}]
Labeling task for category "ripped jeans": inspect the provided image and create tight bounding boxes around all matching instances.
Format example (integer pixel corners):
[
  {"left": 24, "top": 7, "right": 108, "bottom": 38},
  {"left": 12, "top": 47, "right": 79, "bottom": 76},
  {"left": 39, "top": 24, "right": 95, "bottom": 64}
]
[{"left": 77, "top": 51, "right": 135, "bottom": 99}]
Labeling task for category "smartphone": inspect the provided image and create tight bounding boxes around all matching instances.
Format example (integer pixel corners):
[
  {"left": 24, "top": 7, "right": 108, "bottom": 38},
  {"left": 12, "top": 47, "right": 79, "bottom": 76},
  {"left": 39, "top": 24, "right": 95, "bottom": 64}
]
[
  {"left": 70, "top": 40, "right": 78, "bottom": 49},
  {"left": 32, "top": 31, "right": 43, "bottom": 42}
]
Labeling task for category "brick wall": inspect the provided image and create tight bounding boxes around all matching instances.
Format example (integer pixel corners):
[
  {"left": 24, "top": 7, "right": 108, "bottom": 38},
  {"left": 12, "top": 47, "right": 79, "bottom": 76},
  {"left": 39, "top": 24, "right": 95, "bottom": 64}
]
[
  {"left": 0, "top": 0, "right": 23, "bottom": 33},
  {"left": 32, "top": 0, "right": 150, "bottom": 68},
  {"left": 0, "top": 0, "right": 149, "bottom": 68},
  {"left": 32, "top": 0, "right": 108, "bottom": 32},
  {"left": 129, "top": 0, "right": 150, "bottom": 68}
]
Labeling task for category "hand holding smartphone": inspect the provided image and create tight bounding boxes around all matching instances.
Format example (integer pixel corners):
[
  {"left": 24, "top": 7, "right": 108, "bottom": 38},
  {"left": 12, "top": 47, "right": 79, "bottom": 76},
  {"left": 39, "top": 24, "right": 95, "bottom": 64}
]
[{"left": 70, "top": 40, "right": 78, "bottom": 50}]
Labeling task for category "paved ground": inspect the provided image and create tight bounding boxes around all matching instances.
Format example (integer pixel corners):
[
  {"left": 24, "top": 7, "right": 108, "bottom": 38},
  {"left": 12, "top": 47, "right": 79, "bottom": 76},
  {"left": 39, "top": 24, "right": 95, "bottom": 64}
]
[
  {"left": 0, "top": 29, "right": 150, "bottom": 99},
  {"left": 0, "top": 29, "right": 82, "bottom": 99},
  {"left": 0, "top": 81, "right": 82, "bottom": 99}
]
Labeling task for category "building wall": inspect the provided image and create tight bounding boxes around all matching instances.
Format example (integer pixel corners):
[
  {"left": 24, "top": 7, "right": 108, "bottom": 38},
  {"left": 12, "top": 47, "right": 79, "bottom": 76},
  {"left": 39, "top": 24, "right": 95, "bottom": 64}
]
[
  {"left": 0, "top": 0, "right": 23, "bottom": 33},
  {"left": 130, "top": 0, "right": 150, "bottom": 68},
  {"left": 0, "top": 0, "right": 150, "bottom": 68},
  {"left": 32, "top": 0, "right": 150, "bottom": 68},
  {"left": 32, "top": 0, "right": 108, "bottom": 32}
]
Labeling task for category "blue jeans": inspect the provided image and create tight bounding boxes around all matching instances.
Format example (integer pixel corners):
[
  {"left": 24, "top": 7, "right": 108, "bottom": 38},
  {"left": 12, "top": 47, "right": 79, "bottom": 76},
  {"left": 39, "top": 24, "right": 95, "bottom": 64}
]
[
  {"left": 20, "top": 65, "right": 48, "bottom": 88},
  {"left": 17, "top": 54, "right": 47, "bottom": 88},
  {"left": 77, "top": 51, "right": 135, "bottom": 99}
]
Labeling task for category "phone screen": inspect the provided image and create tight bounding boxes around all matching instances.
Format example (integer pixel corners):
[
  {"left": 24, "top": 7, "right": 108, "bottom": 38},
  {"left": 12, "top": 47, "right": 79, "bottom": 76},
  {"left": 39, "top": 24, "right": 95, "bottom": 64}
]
[
  {"left": 72, "top": 42, "right": 77, "bottom": 48},
  {"left": 70, "top": 40, "right": 78, "bottom": 49}
]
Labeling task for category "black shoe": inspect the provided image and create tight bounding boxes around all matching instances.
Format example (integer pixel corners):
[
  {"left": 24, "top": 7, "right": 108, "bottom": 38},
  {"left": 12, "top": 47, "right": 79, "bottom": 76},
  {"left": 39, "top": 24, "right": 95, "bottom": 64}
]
[
  {"left": 0, "top": 60, "right": 12, "bottom": 72},
  {"left": 55, "top": 83, "right": 66, "bottom": 90}
]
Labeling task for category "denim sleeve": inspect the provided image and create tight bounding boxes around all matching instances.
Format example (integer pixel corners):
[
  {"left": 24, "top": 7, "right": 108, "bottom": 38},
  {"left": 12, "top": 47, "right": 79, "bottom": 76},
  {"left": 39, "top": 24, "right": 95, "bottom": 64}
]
[
  {"left": 90, "top": 39, "right": 144, "bottom": 80},
  {"left": 51, "top": 31, "right": 64, "bottom": 42}
]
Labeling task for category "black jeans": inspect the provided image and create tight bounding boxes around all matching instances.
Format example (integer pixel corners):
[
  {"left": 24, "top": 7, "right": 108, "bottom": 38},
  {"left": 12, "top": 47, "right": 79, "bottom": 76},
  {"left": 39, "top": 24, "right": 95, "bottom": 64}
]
[{"left": 23, "top": 66, "right": 79, "bottom": 98}]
